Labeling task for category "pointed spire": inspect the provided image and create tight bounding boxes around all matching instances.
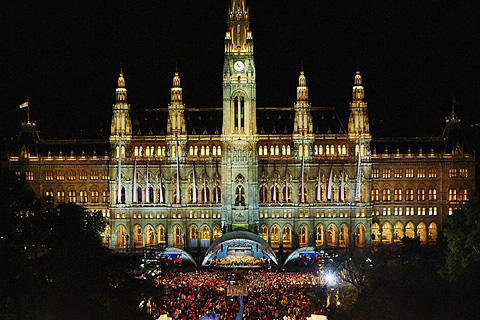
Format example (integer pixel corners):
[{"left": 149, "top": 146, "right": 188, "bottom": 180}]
[
  {"left": 293, "top": 68, "right": 312, "bottom": 135},
  {"left": 353, "top": 70, "right": 364, "bottom": 102},
  {"left": 168, "top": 69, "right": 186, "bottom": 136},
  {"left": 111, "top": 68, "right": 132, "bottom": 137},
  {"left": 226, "top": 0, "right": 252, "bottom": 54}
]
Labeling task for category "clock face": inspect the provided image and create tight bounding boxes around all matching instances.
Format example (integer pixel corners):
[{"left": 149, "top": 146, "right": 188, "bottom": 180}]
[{"left": 234, "top": 61, "right": 245, "bottom": 72}]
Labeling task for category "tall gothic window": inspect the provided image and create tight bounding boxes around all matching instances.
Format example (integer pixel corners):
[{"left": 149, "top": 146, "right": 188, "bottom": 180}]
[{"left": 235, "top": 185, "right": 245, "bottom": 206}]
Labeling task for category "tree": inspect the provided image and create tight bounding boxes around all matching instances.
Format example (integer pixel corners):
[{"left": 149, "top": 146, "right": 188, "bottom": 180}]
[
  {"left": 0, "top": 170, "right": 154, "bottom": 320},
  {"left": 443, "top": 194, "right": 480, "bottom": 282}
]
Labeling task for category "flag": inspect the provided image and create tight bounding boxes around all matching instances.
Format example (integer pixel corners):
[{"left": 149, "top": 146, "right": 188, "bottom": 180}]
[
  {"left": 203, "top": 175, "right": 207, "bottom": 203},
  {"left": 327, "top": 166, "right": 333, "bottom": 201},
  {"left": 19, "top": 98, "right": 29, "bottom": 109},
  {"left": 300, "top": 149, "right": 305, "bottom": 203},
  {"left": 355, "top": 143, "right": 362, "bottom": 201},
  {"left": 340, "top": 169, "right": 345, "bottom": 202},
  {"left": 133, "top": 159, "right": 137, "bottom": 203},
  {"left": 176, "top": 139, "right": 181, "bottom": 204},
  {"left": 192, "top": 162, "right": 198, "bottom": 203},
  {"left": 145, "top": 160, "right": 150, "bottom": 203},
  {"left": 316, "top": 167, "right": 321, "bottom": 201}
]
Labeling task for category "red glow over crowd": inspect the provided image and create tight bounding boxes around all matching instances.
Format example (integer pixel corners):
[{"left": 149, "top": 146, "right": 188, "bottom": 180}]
[{"left": 153, "top": 270, "right": 321, "bottom": 319}]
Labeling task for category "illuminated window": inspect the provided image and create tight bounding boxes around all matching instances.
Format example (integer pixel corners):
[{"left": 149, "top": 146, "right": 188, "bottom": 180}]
[
  {"left": 68, "top": 191, "right": 76, "bottom": 203},
  {"left": 79, "top": 171, "right": 88, "bottom": 180},
  {"left": 189, "top": 146, "right": 194, "bottom": 156},
  {"left": 417, "top": 189, "right": 425, "bottom": 201},
  {"left": 382, "top": 169, "right": 391, "bottom": 179},
  {"left": 314, "top": 145, "right": 318, "bottom": 155},
  {"left": 102, "top": 172, "right": 109, "bottom": 180},
  {"left": 428, "top": 169, "right": 437, "bottom": 178},
  {"left": 371, "top": 169, "right": 380, "bottom": 178},
  {"left": 56, "top": 172, "right": 65, "bottom": 181},
  {"left": 258, "top": 146, "right": 263, "bottom": 156},
  {"left": 428, "top": 188, "right": 437, "bottom": 201},
  {"left": 394, "top": 169, "right": 403, "bottom": 178},
  {"left": 417, "top": 169, "right": 425, "bottom": 178},
  {"left": 405, "top": 188, "right": 414, "bottom": 201},
  {"left": 394, "top": 188, "right": 402, "bottom": 201},
  {"left": 57, "top": 190, "right": 65, "bottom": 203},
  {"left": 45, "top": 190, "right": 54, "bottom": 198},
  {"left": 25, "top": 171, "right": 34, "bottom": 181},
  {"left": 45, "top": 171, "right": 54, "bottom": 181},
  {"left": 448, "top": 168, "right": 458, "bottom": 178},
  {"left": 286, "top": 145, "right": 291, "bottom": 155},
  {"left": 263, "top": 146, "right": 267, "bottom": 155},
  {"left": 459, "top": 188, "right": 468, "bottom": 201},
  {"left": 102, "top": 190, "right": 109, "bottom": 203},
  {"left": 371, "top": 188, "right": 379, "bottom": 202},
  {"left": 79, "top": 190, "right": 88, "bottom": 203},
  {"left": 270, "top": 145, "right": 274, "bottom": 156},
  {"left": 318, "top": 145, "right": 323, "bottom": 155},
  {"left": 406, "top": 169, "right": 414, "bottom": 178},
  {"left": 134, "top": 146, "right": 139, "bottom": 157},
  {"left": 157, "top": 146, "right": 162, "bottom": 157},
  {"left": 448, "top": 188, "right": 457, "bottom": 201},
  {"left": 201, "top": 146, "right": 205, "bottom": 156},
  {"left": 382, "top": 188, "right": 391, "bottom": 201},
  {"left": 91, "top": 190, "right": 99, "bottom": 203},
  {"left": 459, "top": 169, "right": 468, "bottom": 178},
  {"left": 91, "top": 171, "right": 99, "bottom": 180}
]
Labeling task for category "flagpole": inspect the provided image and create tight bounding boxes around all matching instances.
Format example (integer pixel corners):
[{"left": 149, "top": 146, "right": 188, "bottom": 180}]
[{"left": 27, "top": 104, "right": 30, "bottom": 124}]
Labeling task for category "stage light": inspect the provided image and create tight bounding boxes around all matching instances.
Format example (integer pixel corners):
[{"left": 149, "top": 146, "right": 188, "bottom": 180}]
[{"left": 324, "top": 272, "right": 336, "bottom": 286}]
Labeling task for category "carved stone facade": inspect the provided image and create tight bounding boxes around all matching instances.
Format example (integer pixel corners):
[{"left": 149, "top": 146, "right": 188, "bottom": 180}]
[{"left": 7, "top": 0, "right": 475, "bottom": 254}]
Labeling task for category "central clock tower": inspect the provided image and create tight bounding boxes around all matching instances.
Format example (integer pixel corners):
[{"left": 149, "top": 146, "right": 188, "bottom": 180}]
[{"left": 221, "top": 0, "right": 259, "bottom": 233}]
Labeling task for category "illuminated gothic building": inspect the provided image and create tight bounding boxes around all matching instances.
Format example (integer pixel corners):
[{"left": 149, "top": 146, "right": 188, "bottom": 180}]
[{"left": 8, "top": 0, "right": 475, "bottom": 253}]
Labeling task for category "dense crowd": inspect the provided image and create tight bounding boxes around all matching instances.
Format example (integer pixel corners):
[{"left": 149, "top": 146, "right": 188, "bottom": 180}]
[{"left": 153, "top": 269, "right": 321, "bottom": 319}]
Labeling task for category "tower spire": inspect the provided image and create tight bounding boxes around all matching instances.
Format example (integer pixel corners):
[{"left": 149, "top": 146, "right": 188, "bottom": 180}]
[
  {"left": 110, "top": 69, "right": 132, "bottom": 137},
  {"left": 348, "top": 69, "right": 370, "bottom": 138},
  {"left": 293, "top": 68, "right": 313, "bottom": 135},
  {"left": 225, "top": 0, "right": 252, "bottom": 54},
  {"left": 167, "top": 70, "right": 186, "bottom": 136}
]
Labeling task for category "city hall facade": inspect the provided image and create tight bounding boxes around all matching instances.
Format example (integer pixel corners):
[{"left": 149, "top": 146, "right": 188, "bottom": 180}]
[{"left": 8, "top": 0, "right": 475, "bottom": 253}]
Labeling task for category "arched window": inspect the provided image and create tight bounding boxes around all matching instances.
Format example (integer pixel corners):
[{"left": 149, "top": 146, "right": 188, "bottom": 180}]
[
  {"left": 156, "top": 185, "right": 166, "bottom": 204},
  {"left": 327, "top": 225, "right": 337, "bottom": 246},
  {"left": 260, "top": 225, "right": 268, "bottom": 242},
  {"left": 318, "top": 145, "right": 323, "bottom": 155},
  {"left": 382, "top": 188, "right": 391, "bottom": 201},
  {"left": 206, "top": 146, "right": 210, "bottom": 156},
  {"left": 79, "top": 190, "right": 88, "bottom": 203},
  {"left": 194, "top": 146, "right": 198, "bottom": 156},
  {"left": 271, "top": 185, "right": 279, "bottom": 203},
  {"left": 120, "top": 187, "right": 125, "bottom": 204},
  {"left": 200, "top": 226, "right": 210, "bottom": 248},
  {"left": 299, "top": 144, "right": 303, "bottom": 157},
  {"left": 394, "top": 188, "right": 402, "bottom": 201},
  {"left": 213, "top": 185, "right": 221, "bottom": 203},
  {"left": 68, "top": 190, "right": 76, "bottom": 203},
  {"left": 417, "top": 188, "right": 425, "bottom": 201},
  {"left": 91, "top": 190, "right": 99, "bottom": 203},
  {"left": 202, "top": 186, "right": 210, "bottom": 203},
  {"left": 157, "top": 226, "right": 166, "bottom": 248},
  {"left": 270, "top": 145, "right": 274, "bottom": 156},
  {"left": 235, "top": 185, "right": 245, "bottom": 206},
  {"left": 275, "top": 145, "right": 280, "bottom": 156},
  {"left": 134, "top": 146, "right": 139, "bottom": 157},
  {"left": 283, "top": 185, "right": 292, "bottom": 202},
  {"left": 459, "top": 188, "right": 468, "bottom": 201},
  {"left": 271, "top": 225, "right": 280, "bottom": 248},
  {"left": 133, "top": 225, "right": 142, "bottom": 248},
  {"left": 448, "top": 188, "right": 457, "bottom": 201},
  {"left": 371, "top": 223, "right": 380, "bottom": 245},
  {"left": 405, "top": 222, "right": 415, "bottom": 239},
  {"left": 287, "top": 145, "right": 291, "bottom": 155},
  {"left": 189, "top": 146, "right": 194, "bottom": 156},
  {"left": 173, "top": 226, "right": 182, "bottom": 248},
  {"left": 428, "top": 222, "right": 438, "bottom": 244},
  {"left": 172, "top": 185, "right": 181, "bottom": 204},
  {"left": 117, "top": 226, "right": 126, "bottom": 249},
  {"left": 371, "top": 188, "right": 379, "bottom": 202},
  {"left": 149, "top": 186, "right": 154, "bottom": 203},
  {"left": 428, "top": 188, "right": 437, "bottom": 201},
  {"left": 189, "top": 225, "right": 198, "bottom": 247},
  {"left": 339, "top": 225, "right": 349, "bottom": 247},
  {"left": 355, "top": 224, "right": 365, "bottom": 247},
  {"left": 394, "top": 222, "right": 404, "bottom": 242},
  {"left": 304, "top": 145, "right": 309, "bottom": 157},
  {"left": 282, "top": 145, "right": 286, "bottom": 155},
  {"left": 342, "top": 145, "right": 347, "bottom": 155},
  {"left": 259, "top": 185, "right": 268, "bottom": 203},
  {"left": 417, "top": 222, "right": 427, "bottom": 245},
  {"left": 299, "top": 185, "right": 308, "bottom": 203},
  {"left": 382, "top": 222, "right": 393, "bottom": 245},
  {"left": 217, "top": 146, "right": 222, "bottom": 156},
  {"left": 263, "top": 146, "right": 267, "bottom": 155},
  {"left": 316, "top": 225, "right": 324, "bottom": 247},
  {"left": 145, "top": 225, "right": 155, "bottom": 247},
  {"left": 258, "top": 146, "right": 263, "bottom": 155},
  {"left": 213, "top": 225, "right": 222, "bottom": 240},
  {"left": 137, "top": 187, "right": 143, "bottom": 203},
  {"left": 283, "top": 225, "right": 292, "bottom": 248},
  {"left": 213, "top": 146, "right": 218, "bottom": 156}
]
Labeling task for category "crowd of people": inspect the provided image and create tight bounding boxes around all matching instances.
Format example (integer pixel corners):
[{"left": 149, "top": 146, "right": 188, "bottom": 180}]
[
  {"left": 209, "top": 256, "right": 267, "bottom": 267},
  {"left": 152, "top": 269, "right": 321, "bottom": 319}
]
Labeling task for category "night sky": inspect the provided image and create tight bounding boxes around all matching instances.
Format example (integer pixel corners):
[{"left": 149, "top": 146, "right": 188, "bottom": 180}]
[{"left": 2, "top": 0, "right": 480, "bottom": 143}]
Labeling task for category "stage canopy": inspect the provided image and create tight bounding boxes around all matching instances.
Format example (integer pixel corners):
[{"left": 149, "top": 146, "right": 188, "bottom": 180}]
[
  {"left": 201, "top": 231, "right": 278, "bottom": 267},
  {"left": 283, "top": 246, "right": 316, "bottom": 267}
]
